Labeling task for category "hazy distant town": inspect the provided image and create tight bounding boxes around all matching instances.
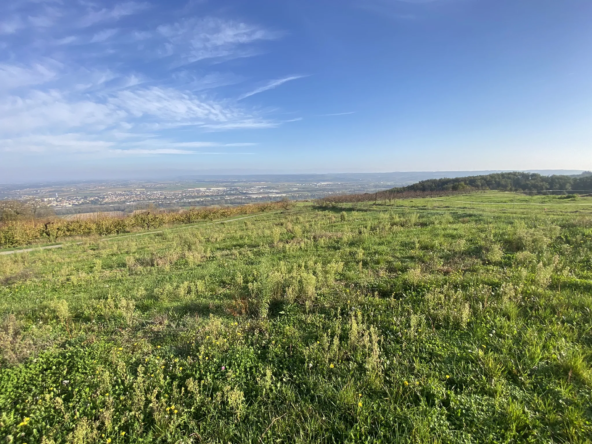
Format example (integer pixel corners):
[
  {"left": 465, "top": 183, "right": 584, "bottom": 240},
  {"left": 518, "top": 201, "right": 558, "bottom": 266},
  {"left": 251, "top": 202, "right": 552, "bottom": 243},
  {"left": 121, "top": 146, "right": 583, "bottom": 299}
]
[
  {"left": 0, "top": 171, "right": 585, "bottom": 215},
  {"left": 0, "top": 174, "right": 412, "bottom": 215}
]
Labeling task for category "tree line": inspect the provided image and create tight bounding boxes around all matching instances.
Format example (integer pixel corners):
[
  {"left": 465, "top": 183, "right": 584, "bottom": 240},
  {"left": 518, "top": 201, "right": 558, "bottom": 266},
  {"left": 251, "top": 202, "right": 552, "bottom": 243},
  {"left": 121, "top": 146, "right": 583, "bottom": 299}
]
[
  {"left": 0, "top": 200, "right": 56, "bottom": 222},
  {"left": 395, "top": 172, "right": 592, "bottom": 193}
]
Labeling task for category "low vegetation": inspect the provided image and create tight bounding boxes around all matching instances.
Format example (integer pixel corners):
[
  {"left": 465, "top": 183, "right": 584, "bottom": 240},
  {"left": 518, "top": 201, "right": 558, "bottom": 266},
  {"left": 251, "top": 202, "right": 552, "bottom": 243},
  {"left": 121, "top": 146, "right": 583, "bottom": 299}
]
[
  {"left": 0, "top": 201, "right": 290, "bottom": 249},
  {"left": 317, "top": 189, "right": 468, "bottom": 205},
  {"left": 1, "top": 192, "right": 592, "bottom": 443}
]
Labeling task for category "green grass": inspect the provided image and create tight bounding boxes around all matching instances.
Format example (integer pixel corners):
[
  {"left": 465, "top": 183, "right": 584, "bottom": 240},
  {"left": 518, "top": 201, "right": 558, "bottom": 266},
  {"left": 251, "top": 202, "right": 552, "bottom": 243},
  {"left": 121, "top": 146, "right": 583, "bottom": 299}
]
[{"left": 1, "top": 191, "right": 592, "bottom": 443}]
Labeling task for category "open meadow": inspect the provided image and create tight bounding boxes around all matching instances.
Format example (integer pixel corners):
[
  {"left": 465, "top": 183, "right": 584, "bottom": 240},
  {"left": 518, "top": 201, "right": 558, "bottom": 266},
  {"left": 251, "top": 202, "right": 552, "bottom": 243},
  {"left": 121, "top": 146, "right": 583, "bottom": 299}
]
[{"left": 1, "top": 191, "right": 592, "bottom": 443}]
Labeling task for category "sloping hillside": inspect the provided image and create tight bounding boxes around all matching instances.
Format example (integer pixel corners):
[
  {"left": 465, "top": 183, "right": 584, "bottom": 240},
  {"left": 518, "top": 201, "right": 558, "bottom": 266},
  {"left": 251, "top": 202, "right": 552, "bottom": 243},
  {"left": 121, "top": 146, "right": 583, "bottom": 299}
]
[{"left": 2, "top": 192, "right": 592, "bottom": 442}]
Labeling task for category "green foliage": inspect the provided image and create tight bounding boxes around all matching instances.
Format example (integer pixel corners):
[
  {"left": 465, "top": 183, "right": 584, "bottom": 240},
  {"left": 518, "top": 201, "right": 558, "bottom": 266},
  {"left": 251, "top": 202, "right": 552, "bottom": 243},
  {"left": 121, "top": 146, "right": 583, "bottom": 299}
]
[
  {"left": 1, "top": 192, "right": 592, "bottom": 442},
  {"left": 398, "top": 171, "right": 592, "bottom": 193}
]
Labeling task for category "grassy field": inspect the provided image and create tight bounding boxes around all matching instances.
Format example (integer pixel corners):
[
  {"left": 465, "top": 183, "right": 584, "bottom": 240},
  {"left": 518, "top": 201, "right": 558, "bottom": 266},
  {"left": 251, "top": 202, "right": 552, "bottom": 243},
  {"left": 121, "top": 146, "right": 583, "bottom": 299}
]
[{"left": 1, "top": 191, "right": 592, "bottom": 443}]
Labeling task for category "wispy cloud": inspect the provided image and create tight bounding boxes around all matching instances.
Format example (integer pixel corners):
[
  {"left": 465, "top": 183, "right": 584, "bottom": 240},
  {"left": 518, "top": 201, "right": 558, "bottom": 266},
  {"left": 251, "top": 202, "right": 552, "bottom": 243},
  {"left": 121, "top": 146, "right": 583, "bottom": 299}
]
[
  {"left": 0, "top": 132, "right": 258, "bottom": 156},
  {"left": 105, "top": 149, "right": 254, "bottom": 156},
  {"left": 110, "top": 86, "right": 245, "bottom": 124},
  {"left": 0, "top": 61, "right": 60, "bottom": 91},
  {"left": 170, "top": 141, "right": 258, "bottom": 148},
  {"left": 238, "top": 76, "right": 305, "bottom": 100},
  {"left": 317, "top": 111, "right": 355, "bottom": 117},
  {"left": 224, "top": 142, "right": 258, "bottom": 147},
  {"left": 90, "top": 28, "right": 118, "bottom": 43},
  {"left": 203, "top": 118, "right": 301, "bottom": 131},
  {"left": 0, "top": 89, "right": 123, "bottom": 135},
  {"left": 397, "top": 0, "right": 441, "bottom": 3},
  {"left": 202, "top": 121, "right": 278, "bottom": 130},
  {"left": 171, "top": 71, "right": 244, "bottom": 92},
  {"left": 0, "top": 2, "right": 294, "bottom": 160},
  {"left": 0, "top": 133, "right": 115, "bottom": 154},
  {"left": 55, "top": 35, "right": 78, "bottom": 45},
  {"left": 0, "top": 16, "right": 23, "bottom": 34},
  {"left": 157, "top": 17, "right": 280, "bottom": 65},
  {"left": 78, "top": 2, "right": 149, "bottom": 28}
]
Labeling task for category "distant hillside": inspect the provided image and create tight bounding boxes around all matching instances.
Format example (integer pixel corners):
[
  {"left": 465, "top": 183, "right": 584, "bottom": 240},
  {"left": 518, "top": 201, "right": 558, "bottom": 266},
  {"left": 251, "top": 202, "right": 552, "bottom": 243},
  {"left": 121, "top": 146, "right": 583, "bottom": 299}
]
[{"left": 394, "top": 172, "right": 592, "bottom": 193}]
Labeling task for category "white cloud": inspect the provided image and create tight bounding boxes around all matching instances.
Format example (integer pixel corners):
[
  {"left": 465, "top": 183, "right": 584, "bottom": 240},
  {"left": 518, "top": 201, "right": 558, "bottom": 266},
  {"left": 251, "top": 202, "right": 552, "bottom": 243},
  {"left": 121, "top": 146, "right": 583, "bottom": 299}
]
[
  {"left": 109, "top": 148, "right": 195, "bottom": 155},
  {"left": 0, "top": 17, "right": 23, "bottom": 34},
  {"left": 73, "top": 68, "right": 119, "bottom": 91},
  {"left": 0, "top": 133, "right": 257, "bottom": 156},
  {"left": 0, "top": 5, "right": 293, "bottom": 160},
  {"left": 203, "top": 121, "right": 280, "bottom": 130},
  {"left": 28, "top": 8, "right": 61, "bottom": 28},
  {"left": 318, "top": 112, "right": 355, "bottom": 117},
  {"left": 224, "top": 142, "right": 257, "bottom": 147},
  {"left": 164, "top": 141, "right": 220, "bottom": 148},
  {"left": 157, "top": 17, "right": 279, "bottom": 64},
  {"left": 131, "top": 30, "right": 151, "bottom": 41},
  {"left": 0, "top": 81, "right": 275, "bottom": 154},
  {"left": 78, "top": 2, "right": 148, "bottom": 27},
  {"left": 0, "top": 62, "right": 60, "bottom": 91},
  {"left": 0, "top": 90, "right": 122, "bottom": 134},
  {"left": 0, "top": 133, "right": 115, "bottom": 154},
  {"left": 171, "top": 71, "right": 244, "bottom": 91},
  {"left": 238, "top": 76, "right": 305, "bottom": 100},
  {"left": 166, "top": 141, "right": 257, "bottom": 148},
  {"left": 55, "top": 35, "right": 78, "bottom": 45},
  {"left": 108, "top": 86, "right": 272, "bottom": 129},
  {"left": 104, "top": 148, "right": 253, "bottom": 156},
  {"left": 90, "top": 28, "right": 118, "bottom": 43}
]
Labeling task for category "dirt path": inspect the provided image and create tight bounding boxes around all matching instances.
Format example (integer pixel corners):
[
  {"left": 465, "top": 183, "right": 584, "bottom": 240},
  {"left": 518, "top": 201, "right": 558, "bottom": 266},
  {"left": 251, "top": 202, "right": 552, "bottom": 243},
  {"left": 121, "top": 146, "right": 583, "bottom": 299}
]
[
  {"left": 0, "top": 211, "right": 281, "bottom": 256},
  {"left": 0, "top": 244, "right": 65, "bottom": 256}
]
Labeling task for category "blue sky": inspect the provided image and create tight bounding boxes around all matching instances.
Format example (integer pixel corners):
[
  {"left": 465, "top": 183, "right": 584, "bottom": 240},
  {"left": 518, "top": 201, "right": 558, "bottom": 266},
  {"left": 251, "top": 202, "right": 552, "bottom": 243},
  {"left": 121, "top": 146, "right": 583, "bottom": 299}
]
[{"left": 1, "top": 0, "right": 591, "bottom": 182}]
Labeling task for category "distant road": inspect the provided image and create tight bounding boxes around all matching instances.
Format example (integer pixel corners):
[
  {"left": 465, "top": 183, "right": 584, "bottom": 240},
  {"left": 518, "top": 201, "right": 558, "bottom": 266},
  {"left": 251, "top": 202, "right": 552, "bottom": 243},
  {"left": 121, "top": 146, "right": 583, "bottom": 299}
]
[{"left": 0, "top": 211, "right": 281, "bottom": 256}]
